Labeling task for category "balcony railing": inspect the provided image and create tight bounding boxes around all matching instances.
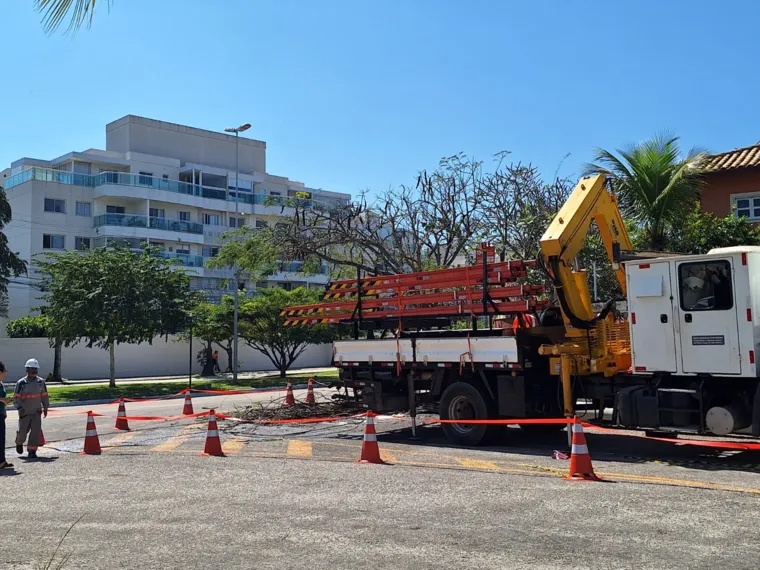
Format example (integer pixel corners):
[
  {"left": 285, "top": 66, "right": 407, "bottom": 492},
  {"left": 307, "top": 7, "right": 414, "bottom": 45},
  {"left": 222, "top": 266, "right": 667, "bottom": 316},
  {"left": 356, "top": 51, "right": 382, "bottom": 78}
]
[
  {"left": 156, "top": 251, "right": 204, "bottom": 267},
  {"left": 3, "top": 167, "right": 347, "bottom": 210},
  {"left": 94, "top": 214, "right": 204, "bottom": 235}
]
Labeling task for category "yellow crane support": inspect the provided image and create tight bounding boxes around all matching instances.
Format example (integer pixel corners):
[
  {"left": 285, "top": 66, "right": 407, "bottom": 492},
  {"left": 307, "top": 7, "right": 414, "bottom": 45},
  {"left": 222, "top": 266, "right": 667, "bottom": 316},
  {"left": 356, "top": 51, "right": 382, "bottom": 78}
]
[{"left": 538, "top": 174, "right": 634, "bottom": 417}]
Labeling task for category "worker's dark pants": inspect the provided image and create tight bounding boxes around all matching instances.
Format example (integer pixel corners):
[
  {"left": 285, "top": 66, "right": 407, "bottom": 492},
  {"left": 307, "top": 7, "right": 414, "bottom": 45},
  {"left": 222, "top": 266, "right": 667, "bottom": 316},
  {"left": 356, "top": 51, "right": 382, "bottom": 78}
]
[
  {"left": 16, "top": 411, "right": 41, "bottom": 451},
  {"left": 0, "top": 415, "right": 6, "bottom": 462}
]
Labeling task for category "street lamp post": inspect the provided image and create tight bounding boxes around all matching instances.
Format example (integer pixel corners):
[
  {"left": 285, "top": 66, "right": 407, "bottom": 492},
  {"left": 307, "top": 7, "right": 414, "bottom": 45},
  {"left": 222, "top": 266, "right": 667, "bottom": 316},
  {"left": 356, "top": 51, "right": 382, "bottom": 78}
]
[{"left": 224, "top": 123, "right": 251, "bottom": 383}]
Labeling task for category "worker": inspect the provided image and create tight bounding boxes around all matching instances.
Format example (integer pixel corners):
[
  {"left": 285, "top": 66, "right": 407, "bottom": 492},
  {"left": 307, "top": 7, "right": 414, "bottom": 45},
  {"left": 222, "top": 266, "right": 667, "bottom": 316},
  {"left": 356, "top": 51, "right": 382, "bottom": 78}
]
[
  {"left": 212, "top": 350, "right": 221, "bottom": 374},
  {"left": 0, "top": 361, "right": 12, "bottom": 469},
  {"left": 14, "top": 358, "right": 49, "bottom": 459}
]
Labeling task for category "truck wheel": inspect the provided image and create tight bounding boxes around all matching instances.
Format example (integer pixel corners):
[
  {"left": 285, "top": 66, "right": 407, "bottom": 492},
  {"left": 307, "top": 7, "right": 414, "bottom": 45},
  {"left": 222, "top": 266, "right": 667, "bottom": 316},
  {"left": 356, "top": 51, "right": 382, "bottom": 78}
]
[{"left": 439, "top": 382, "right": 497, "bottom": 446}]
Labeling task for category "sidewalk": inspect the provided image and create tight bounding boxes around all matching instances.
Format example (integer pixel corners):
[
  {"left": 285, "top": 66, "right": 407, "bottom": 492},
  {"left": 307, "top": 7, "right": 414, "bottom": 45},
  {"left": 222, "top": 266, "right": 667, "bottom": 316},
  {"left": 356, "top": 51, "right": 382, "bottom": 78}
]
[{"left": 1, "top": 366, "right": 337, "bottom": 388}]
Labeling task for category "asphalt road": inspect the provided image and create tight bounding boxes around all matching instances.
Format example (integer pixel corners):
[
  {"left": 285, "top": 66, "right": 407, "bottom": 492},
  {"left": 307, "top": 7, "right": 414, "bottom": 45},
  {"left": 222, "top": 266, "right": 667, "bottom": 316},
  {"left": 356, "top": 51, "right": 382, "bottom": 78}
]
[{"left": 3, "top": 390, "right": 760, "bottom": 569}]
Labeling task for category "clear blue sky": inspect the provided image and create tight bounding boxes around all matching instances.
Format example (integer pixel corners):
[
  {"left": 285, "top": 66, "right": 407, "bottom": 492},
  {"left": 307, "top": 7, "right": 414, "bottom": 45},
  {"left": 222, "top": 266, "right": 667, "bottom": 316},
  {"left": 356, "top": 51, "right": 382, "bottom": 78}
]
[{"left": 2, "top": 0, "right": 760, "bottom": 197}]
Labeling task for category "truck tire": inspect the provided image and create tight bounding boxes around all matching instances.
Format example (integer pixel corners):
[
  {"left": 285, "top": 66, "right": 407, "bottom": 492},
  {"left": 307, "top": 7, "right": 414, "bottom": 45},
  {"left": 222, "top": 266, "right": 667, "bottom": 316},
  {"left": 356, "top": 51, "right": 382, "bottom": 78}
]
[{"left": 439, "top": 382, "right": 498, "bottom": 446}]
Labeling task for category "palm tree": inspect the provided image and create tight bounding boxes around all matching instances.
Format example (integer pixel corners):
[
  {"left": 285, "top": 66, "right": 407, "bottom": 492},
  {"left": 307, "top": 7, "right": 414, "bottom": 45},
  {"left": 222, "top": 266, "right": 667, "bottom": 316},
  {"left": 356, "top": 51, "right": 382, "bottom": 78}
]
[
  {"left": 34, "top": 0, "right": 108, "bottom": 34},
  {"left": 584, "top": 134, "right": 706, "bottom": 251}
]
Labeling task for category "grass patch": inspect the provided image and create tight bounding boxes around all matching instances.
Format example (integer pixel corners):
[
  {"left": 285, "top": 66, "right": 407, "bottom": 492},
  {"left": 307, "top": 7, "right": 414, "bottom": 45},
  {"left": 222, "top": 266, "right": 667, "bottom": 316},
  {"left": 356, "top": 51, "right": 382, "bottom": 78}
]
[{"left": 5, "top": 372, "right": 340, "bottom": 404}]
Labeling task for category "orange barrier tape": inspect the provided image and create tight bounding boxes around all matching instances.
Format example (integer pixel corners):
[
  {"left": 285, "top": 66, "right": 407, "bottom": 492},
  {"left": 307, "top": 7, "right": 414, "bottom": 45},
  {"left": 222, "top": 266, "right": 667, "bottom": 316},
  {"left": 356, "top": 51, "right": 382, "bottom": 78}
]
[
  {"left": 423, "top": 418, "right": 572, "bottom": 425},
  {"left": 581, "top": 422, "right": 760, "bottom": 451},
  {"left": 84, "top": 410, "right": 213, "bottom": 421}
]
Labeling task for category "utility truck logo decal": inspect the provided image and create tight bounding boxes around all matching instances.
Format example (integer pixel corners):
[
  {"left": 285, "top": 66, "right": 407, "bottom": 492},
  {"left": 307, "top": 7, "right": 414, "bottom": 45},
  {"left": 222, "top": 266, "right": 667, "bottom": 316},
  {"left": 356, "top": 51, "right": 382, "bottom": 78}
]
[{"left": 691, "top": 335, "right": 725, "bottom": 346}]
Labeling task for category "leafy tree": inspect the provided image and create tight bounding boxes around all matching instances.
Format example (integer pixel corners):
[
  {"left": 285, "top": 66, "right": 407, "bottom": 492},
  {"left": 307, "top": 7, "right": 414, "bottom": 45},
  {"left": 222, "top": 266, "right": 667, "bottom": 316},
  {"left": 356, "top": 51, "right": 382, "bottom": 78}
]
[
  {"left": 35, "top": 245, "right": 198, "bottom": 387},
  {"left": 668, "top": 208, "right": 760, "bottom": 254},
  {"left": 6, "top": 315, "right": 64, "bottom": 382},
  {"left": 584, "top": 133, "right": 706, "bottom": 251},
  {"left": 239, "top": 288, "right": 336, "bottom": 378},
  {"left": 34, "top": 0, "right": 109, "bottom": 34},
  {"left": 0, "top": 186, "right": 28, "bottom": 316}
]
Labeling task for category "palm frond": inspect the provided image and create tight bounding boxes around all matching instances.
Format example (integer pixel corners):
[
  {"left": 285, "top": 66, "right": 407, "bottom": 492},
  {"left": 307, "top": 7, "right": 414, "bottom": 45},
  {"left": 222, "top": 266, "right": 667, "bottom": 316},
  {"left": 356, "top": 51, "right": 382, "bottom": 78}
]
[{"left": 34, "top": 0, "right": 110, "bottom": 34}]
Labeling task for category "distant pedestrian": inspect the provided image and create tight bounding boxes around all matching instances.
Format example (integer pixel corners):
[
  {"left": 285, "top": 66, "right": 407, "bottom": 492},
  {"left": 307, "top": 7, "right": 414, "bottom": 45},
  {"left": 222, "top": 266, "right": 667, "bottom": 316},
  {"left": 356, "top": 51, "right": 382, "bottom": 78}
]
[
  {"left": 14, "top": 358, "right": 49, "bottom": 459},
  {"left": 212, "top": 350, "right": 221, "bottom": 374},
  {"left": 0, "top": 361, "right": 13, "bottom": 469}
]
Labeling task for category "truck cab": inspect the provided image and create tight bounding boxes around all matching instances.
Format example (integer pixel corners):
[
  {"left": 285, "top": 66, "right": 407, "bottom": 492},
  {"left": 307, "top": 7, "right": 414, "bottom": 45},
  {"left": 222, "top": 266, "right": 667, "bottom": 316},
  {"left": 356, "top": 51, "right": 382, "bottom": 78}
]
[{"left": 626, "top": 246, "right": 760, "bottom": 379}]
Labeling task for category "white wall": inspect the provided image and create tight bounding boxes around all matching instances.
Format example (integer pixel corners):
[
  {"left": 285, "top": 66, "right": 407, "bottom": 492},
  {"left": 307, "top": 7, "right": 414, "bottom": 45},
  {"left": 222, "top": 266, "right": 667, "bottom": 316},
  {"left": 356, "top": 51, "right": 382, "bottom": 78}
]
[{"left": 0, "top": 337, "right": 333, "bottom": 381}]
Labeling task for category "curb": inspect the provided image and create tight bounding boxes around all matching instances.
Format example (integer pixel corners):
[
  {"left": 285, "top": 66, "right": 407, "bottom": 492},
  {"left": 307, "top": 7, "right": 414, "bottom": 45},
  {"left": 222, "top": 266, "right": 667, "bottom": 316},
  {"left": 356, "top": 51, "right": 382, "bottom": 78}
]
[{"left": 47, "top": 383, "right": 311, "bottom": 409}]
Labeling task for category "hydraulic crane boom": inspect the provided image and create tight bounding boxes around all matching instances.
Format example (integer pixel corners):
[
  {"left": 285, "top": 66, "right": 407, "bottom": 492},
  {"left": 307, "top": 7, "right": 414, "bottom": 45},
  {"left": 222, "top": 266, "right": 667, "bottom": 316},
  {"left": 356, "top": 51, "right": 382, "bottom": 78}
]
[
  {"left": 540, "top": 174, "right": 633, "bottom": 328},
  {"left": 539, "top": 174, "right": 634, "bottom": 418}
]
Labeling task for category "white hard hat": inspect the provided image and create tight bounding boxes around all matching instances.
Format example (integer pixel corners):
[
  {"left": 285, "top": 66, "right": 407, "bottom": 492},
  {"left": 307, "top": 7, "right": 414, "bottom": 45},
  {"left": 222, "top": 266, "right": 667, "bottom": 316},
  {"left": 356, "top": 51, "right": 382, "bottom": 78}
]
[
  {"left": 25, "top": 358, "right": 40, "bottom": 368},
  {"left": 683, "top": 276, "right": 705, "bottom": 291}
]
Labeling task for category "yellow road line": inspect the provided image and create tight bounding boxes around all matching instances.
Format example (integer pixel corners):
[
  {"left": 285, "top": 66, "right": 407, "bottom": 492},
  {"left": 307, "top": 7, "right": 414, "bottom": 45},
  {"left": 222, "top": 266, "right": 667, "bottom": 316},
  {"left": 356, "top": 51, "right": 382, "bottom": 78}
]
[
  {"left": 456, "top": 458, "right": 500, "bottom": 471},
  {"left": 151, "top": 425, "right": 198, "bottom": 453},
  {"left": 222, "top": 437, "right": 246, "bottom": 455},
  {"left": 287, "top": 440, "right": 313, "bottom": 458},
  {"left": 101, "top": 431, "right": 137, "bottom": 449}
]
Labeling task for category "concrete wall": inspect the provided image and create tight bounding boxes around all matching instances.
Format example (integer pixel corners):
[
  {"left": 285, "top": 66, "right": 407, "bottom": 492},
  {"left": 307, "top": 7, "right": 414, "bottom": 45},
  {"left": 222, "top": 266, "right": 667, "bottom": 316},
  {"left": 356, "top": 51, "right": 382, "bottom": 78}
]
[
  {"left": 106, "top": 116, "right": 266, "bottom": 174},
  {"left": 0, "top": 336, "right": 333, "bottom": 381}
]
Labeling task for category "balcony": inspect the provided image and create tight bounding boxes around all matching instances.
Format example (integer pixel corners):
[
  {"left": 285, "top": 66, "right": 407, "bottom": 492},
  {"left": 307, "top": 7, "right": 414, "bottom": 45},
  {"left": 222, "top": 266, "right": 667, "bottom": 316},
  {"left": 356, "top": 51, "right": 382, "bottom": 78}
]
[
  {"left": 94, "top": 214, "right": 204, "bottom": 235},
  {"left": 156, "top": 251, "right": 204, "bottom": 267},
  {"left": 4, "top": 167, "right": 345, "bottom": 211}
]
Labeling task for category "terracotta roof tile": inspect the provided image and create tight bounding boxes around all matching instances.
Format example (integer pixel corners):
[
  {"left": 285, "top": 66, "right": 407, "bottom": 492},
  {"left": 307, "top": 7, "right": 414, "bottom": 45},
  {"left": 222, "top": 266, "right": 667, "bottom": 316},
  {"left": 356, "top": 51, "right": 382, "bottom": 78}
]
[{"left": 704, "top": 143, "right": 760, "bottom": 172}]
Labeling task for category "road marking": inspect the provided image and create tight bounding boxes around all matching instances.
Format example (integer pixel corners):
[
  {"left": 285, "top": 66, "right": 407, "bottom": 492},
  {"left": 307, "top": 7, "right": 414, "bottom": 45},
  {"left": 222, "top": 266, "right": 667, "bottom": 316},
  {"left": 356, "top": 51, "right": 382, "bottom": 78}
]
[
  {"left": 456, "top": 458, "right": 500, "bottom": 471},
  {"left": 222, "top": 437, "right": 246, "bottom": 455},
  {"left": 287, "top": 440, "right": 313, "bottom": 458},
  {"left": 101, "top": 431, "right": 138, "bottom": 449},
  {"left": 151, "top": 426, "right": 197, "bottom": 452}
]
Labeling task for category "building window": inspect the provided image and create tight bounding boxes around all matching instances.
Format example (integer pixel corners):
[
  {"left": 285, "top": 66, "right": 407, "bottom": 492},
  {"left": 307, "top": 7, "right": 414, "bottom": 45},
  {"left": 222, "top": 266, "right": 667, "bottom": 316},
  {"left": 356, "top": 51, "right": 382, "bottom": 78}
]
[
  {"left": 106, "top": 205, "right": 125, "bottom": 214},
  {"left": 202, "top": 246, "right": 220, "bottom": 258},
  {"left": 269, "top": 191, "right": 282, "bottom": 196},
  {"left": 178, "top": 211, "right": 190, "bottom": 222},
  {"left": 679, "top": 260, "right": 733, "bottom": 311},
  {"left": 43, "top": 234, "right": 65, "bottom": 249},
  {"left": 75, "top": 201, "right": 91, "bottom": 217},
  {"left": 734, "top": 195, "right": 760, "bottom": 220},
  {"left": 229, "top": 217, "right": 245, "bottom": 228},
  {"left": 74, "top": 237, "right": 91, "bottom": 251},
  {"left": 138, "top": 171, "right": 153, "bottom": 185},
  {"left": 73, "top": 161, "right": 92, "bottom": 175},
  {"left": 255, "top": 220, "right": 268, "bottom": 229},
  {"left": 203, "top": 213, "right": 221, "bottom": 226},
  {"left": 162, "top": 174, "right": 169, "bottom": 179},
  {"left": 176, "top": 248, "right": 190, "bottom": 255},
  {"left": 279, "top": 282, "right": 292, "bottom": 291},
  {"left": 149, "top": 208, "right": 165, "bottom": 218},
  {"left": 44, "top": 198, "right": 66, "bottom": 213}
]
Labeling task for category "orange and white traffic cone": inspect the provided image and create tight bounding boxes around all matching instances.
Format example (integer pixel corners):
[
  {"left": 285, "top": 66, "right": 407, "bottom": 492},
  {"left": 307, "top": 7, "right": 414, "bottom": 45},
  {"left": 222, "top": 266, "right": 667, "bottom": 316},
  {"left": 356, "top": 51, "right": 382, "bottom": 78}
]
[
  {"left": 565, "top": 416, "right": 600, "bottom": 481},
  {"left": 356, "top": 411, "right": 385, "bottom": 464},
  {"left": 115, "top": 399, "right": 130, "bottom": 431},
  {"left": 82, "top": 412, "right": 102, "bottom": 456},
  {"left": 284, "top": 380, "right": 296, "bottom": 406},
  {"left": 305, "top": 378, "right": 316, "bottom": 404},
  {"left": 182, "top": 391, "right": 194, "bottom": 415},
  {"left": 202, "top": 409, "right": 225, "bottom": 457}
]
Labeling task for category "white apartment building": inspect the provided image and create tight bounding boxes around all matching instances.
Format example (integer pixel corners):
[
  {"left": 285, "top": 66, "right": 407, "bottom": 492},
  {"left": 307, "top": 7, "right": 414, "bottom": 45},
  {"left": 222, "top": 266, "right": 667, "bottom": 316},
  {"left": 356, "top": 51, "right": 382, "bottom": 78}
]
[{"left": 0, "top": 115, "right": 350, "bottom": 330}]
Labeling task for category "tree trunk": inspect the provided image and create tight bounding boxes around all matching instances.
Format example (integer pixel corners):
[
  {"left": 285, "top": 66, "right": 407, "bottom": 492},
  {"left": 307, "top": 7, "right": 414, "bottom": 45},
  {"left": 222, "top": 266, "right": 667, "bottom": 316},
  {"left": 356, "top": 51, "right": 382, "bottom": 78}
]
[
  {"left": 53, "top": 337, "right": 62, "bottom": 382},
  {"left": 279, "top": 366, "right": 287, "bottom": 378},
  {"left": 224, "top": 342, "right": 233, "bottom": 373},
  {"left": 109, "top": 343, "right": 116, "bottom": 388}
]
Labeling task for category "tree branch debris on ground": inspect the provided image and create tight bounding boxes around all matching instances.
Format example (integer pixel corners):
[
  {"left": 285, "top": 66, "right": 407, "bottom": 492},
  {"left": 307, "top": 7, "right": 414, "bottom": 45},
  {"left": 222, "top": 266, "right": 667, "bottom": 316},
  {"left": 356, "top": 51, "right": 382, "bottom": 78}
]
[{"left": 233, "top": 399, "right": 365, "bottom": 422}]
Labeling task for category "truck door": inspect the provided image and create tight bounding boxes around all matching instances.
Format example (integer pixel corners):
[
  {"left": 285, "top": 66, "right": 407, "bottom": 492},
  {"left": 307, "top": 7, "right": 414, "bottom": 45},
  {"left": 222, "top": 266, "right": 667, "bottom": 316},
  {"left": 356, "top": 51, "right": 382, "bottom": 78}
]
[
  {"left": 676, "top": 259, "right": 741, "bottom": 374},
  {"left": 627, "top": 262, "right": 677, "bottom": 372}
]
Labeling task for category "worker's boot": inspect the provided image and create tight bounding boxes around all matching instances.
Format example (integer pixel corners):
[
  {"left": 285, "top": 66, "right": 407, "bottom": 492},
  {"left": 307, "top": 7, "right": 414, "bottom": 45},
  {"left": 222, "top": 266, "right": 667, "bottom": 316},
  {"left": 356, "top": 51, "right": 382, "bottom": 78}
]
[
  {"left": 15, "top": 444, "right": 22, "bottom": 455},
  {"left": 27, "top": 451, "right": 37, "bottom": 459}
]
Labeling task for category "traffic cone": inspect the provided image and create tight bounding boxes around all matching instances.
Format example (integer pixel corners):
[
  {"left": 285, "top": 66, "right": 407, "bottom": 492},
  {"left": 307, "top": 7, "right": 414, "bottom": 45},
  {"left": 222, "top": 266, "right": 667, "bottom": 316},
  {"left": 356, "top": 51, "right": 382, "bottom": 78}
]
[
  {"left": 284, "top": 380, "right": 296, "bottom": 406},
  {"left": 182, "top": 391, "right": 194, "bottom": 415},
  {"left": 82, "top": 412, "right": 102, "bottom": 456},
  {"left": 39, "top": 430, "right": 46, "bottom": 447},
  {"left": 305, "top": 378, "right": 316, "bottom": 404},
  {"left": 565, "top": 416, "right": 600, "bottom": 481},
  {"left": 356, "top": 411, "right": 385, "bottom": 464},
  {"left": 202, "top": 409, "right": 225, "bottom": 457},
  {"left": 115, "top": 399, "right": 130, "bottom": 431}
]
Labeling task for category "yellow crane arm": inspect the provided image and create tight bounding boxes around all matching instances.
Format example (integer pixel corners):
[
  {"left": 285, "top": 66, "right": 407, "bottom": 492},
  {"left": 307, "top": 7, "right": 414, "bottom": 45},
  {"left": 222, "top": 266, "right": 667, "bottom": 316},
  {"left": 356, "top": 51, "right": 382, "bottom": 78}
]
[{"left": 540, "top": 174, "right": 633, "bottom": 327}]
